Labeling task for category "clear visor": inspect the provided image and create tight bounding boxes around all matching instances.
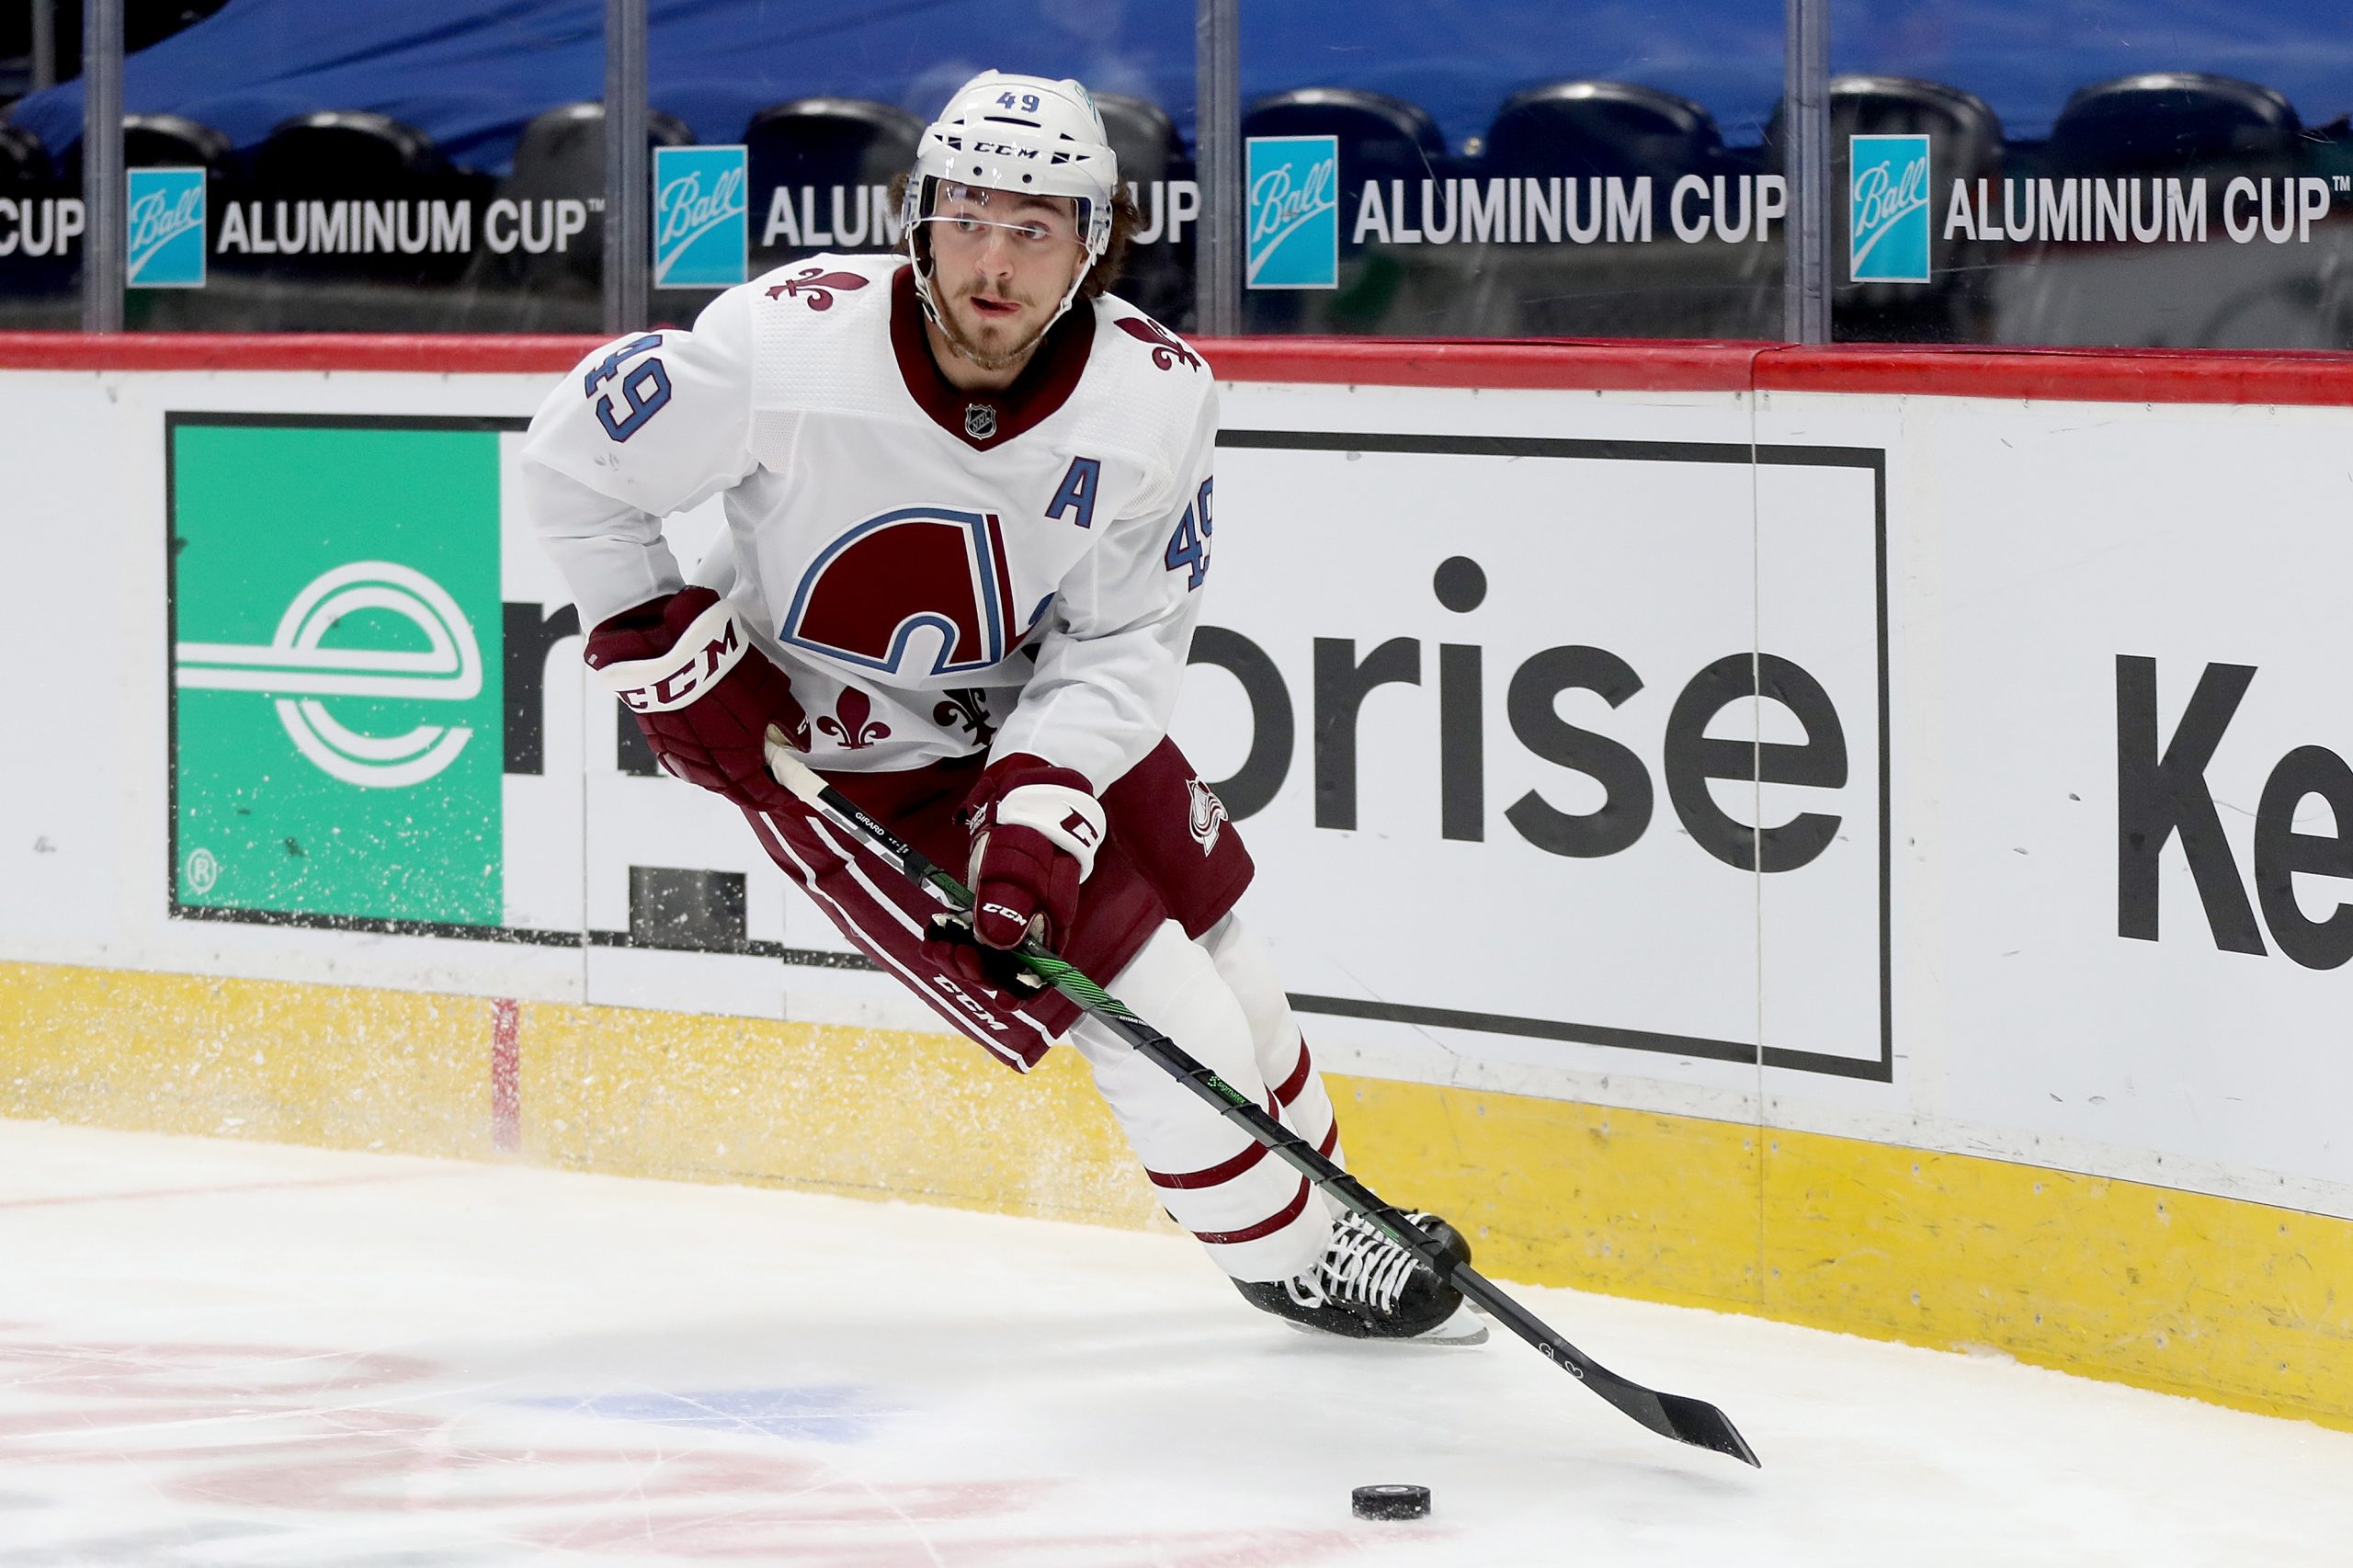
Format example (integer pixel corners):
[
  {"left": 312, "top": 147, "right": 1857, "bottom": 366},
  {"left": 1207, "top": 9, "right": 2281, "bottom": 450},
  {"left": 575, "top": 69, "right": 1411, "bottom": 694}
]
[{"left": 920, "top": 182, "right": 1085, "bottom": 246}]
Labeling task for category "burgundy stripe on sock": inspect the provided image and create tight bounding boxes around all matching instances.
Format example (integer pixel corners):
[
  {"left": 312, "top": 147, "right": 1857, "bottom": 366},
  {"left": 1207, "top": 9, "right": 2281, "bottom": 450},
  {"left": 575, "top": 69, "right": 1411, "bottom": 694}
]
[
  {"left": 1317, "top": 1120, "right": 1338, "bottom": 1159},
  {"left": 1192, "top": 1176, "right": 1312, "bottom": 1245},
  {"left": 1272, "top": 1039, "right": 1313, "bottom": 1107},
  {"left": 1144, "top": 1096, "right": 1281, "bottom": 1190},
  {"left": 1147, "top": 1137, "right": 1268, "bottom": 1190}
]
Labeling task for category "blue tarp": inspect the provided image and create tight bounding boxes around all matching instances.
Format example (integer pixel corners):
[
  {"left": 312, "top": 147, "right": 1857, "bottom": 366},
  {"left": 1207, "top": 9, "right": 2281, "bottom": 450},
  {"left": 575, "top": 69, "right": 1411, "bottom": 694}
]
[{"left": 8, "top": 0, "right": 2351, "bottom": 176}]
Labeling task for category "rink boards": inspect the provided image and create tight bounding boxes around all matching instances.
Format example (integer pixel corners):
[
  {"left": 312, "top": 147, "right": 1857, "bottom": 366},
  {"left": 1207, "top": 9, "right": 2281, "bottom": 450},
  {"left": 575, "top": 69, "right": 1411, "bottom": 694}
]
[{"left": 3, "top": 332, "right": 2352, "bottom": 1429}]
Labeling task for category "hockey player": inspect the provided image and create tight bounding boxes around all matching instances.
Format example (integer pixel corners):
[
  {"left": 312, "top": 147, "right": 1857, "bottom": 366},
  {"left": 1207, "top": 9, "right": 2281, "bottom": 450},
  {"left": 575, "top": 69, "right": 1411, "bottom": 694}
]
[{"left": 522, "top": 70, "right": 1477, "bottom": 1342}]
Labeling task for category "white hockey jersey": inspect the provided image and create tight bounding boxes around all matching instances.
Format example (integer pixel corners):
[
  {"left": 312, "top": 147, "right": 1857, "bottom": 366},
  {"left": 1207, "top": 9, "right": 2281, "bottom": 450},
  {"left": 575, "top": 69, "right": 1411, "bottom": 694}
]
[{"left": 520, "top": 254, "right": 1219, "bottom": 792}]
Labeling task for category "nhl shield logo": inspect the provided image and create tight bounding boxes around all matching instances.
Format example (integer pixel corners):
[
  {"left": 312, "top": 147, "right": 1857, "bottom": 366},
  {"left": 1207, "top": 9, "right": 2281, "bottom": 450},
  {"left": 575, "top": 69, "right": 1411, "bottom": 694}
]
[
  {"left": 964, "top": 402, "right": 998, "bottom": 440},
  {"left": 1186, "top": 777, "right": 1228, "bottom": 857}
]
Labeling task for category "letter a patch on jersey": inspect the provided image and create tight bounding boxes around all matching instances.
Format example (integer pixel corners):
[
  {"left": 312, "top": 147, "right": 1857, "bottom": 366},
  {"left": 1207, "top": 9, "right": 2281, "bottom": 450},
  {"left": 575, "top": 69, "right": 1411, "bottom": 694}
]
[{"left": 783, "top": 507, "right": 1021, "bottom": 677}]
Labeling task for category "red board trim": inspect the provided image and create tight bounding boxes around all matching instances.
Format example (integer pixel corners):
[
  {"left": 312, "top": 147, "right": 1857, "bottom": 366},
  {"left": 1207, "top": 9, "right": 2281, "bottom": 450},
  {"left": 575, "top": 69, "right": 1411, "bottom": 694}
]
[
  {"left": 1196, "top": 335, "right": 1765, "bottom": 392},
  {"left": 0, "top": 332, "right": 599, "bottom": 373},
  {"left": 1751, "top": 343, "right": 2353, "bottom": 407},
  {"left": 4, "top": 330, "right": 2353, "bottom": 406}
]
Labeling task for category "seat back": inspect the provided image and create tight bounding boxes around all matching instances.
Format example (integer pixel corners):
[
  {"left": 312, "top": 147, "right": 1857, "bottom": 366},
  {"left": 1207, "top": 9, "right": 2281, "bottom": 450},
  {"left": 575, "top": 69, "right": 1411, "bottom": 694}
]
[
  {"left": 1242, "top": 85, "right": 1447, "bottom": 181},
  {"left": 1096, "top": 92, "right": 1184, "bottom": 190},
  {"left": 1093, "top": 93, "right": 1192, "bottom": 326},
  {"left": 124, "top": 113, "right": 233, "bottom": 170},
  {"left": 0, "top": 122, "right": 51, "bottom": 187},
  {"left": 1238, "top": 87, "right": 1449, "bottom": 330},
  {"left": 743, "top": 97, "right": 923, "bottom": 270},
  {"left": 243, "top": 110, "right": 478, "bottom": 282},
  {"left": 1484, "top": 81, "right": 1722, "bottom": 184},
  {"left": 2046, "top": 72, "right": 2298, "bottom": 179},
  {"left": 474, "top": 99, "right": 691, "bottom": 290},
  {"left": 1762, "top": 75, "right": 2005, "bottom": 336},
  {"left": 0, "top": 123, "right": 75, "bottom": 301}
]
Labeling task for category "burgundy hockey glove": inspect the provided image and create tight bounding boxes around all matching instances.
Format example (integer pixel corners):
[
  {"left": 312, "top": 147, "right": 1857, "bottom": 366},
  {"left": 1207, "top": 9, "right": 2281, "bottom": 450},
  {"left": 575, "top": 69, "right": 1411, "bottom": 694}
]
[
  {"left": 584, "top": 586, "right": 811, "bottom": 812},
  {"left": 925, "top": 754, "right": 1106, "bottom": 994}
]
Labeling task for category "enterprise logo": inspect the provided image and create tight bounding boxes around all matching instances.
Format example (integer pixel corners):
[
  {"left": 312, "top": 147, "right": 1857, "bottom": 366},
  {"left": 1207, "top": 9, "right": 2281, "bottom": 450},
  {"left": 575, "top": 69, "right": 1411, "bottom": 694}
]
[{"left": 174, "top": 560, "right": 483, "bottom": 788}]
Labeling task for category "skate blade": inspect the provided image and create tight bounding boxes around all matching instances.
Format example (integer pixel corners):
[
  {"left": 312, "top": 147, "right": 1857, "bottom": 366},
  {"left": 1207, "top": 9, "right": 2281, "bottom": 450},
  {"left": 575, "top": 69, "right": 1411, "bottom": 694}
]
[
  {"left": 1415, "top": 1302, "right": 1490, "bottom": 1344},
  {"left": 1279, "top": 1316, "right": 1489, "bottom": 1346},
  {"left": 1413, "top": 1319, "right": 1489, "bottom": 1346}
]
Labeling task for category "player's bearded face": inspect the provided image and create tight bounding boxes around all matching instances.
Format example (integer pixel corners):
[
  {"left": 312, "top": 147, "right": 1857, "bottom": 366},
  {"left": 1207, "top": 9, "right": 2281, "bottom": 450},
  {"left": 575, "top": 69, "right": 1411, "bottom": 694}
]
[{"left": 926, "top": 185, "right": 1088, "bottom": 371}]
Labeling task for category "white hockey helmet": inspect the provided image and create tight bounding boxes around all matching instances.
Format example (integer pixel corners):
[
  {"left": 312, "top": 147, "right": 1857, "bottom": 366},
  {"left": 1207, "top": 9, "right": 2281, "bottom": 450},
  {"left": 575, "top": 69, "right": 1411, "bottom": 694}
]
[{"left": 902, "top": 70, "right": 1120, "bottom": 327}]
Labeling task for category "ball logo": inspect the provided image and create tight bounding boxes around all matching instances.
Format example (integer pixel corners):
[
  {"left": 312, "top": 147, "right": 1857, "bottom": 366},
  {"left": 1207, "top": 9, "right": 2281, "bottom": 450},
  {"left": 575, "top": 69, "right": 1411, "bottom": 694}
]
[
  {"left": 174, "top": 560, "right": 483, "bottom": 789},
  {"left": 1849, "top": 134, "right": 1932, "bottom": 284},
  {"left": 126, "top": 167, "right": 206, "bottom": 289},
  {"left": 654, "top": 145, "right": 749, "bottom": 289},
  {"left": 1245, "top": 135, "right": 1339, "bottom": 290}
]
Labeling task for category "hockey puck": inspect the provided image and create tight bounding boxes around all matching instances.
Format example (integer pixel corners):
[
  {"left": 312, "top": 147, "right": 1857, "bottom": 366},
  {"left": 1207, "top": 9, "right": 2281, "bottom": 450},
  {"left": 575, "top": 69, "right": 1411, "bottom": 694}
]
[{"left": 1350, "top": 1483, "right": 1431, "bottom": 1520}]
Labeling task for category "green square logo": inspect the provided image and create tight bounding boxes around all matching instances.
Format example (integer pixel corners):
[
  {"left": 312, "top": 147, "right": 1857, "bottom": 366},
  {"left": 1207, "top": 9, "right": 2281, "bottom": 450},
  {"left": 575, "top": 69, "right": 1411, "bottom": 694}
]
[{"left": 170, "top": 418, "right": 505, "bottom": 927}]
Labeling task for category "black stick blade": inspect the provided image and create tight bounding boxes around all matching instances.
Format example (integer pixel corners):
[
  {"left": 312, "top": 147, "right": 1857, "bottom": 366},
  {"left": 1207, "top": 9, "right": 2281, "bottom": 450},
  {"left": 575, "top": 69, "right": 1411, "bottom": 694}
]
[
  {"left": 1461, "top": 1272, "right": 1762, "bottom": 1467},
  {"left": 1654, "top": 1392, "right": 1761, "bottom": 1468}
]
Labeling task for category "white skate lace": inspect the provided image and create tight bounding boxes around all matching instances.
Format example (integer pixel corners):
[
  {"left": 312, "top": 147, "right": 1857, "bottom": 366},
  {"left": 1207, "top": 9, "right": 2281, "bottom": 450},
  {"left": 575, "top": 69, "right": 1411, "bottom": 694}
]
[{"left": 1284, "top": 1211, "right": 1428, "bottom": 1315}]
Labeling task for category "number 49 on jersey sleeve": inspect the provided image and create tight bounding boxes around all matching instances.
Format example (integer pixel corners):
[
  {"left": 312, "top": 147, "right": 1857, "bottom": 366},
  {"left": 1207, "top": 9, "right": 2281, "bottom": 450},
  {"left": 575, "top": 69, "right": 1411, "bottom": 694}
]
[
  {"left": 582, "top": 333, "right": 673, "bottom": 441},
  {"left": 1163, "top": 477, "right": 1214, "bottom": 590}
]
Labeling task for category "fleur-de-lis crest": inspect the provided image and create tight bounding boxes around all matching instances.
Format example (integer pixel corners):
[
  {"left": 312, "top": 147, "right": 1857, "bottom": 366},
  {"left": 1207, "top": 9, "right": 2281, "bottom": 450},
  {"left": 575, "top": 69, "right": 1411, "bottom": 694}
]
[
  {"left": 816, "top": 687, "right": 892, "bottom": 749},
  {"left": 767, "top": 266, "right": 870, "bottom": 311},
  {"left": 1114, "top": 315, "right": 1203, "bottom": 372},
  {"left": 933, "top": 688, "right": 996, "bottom": 745}
]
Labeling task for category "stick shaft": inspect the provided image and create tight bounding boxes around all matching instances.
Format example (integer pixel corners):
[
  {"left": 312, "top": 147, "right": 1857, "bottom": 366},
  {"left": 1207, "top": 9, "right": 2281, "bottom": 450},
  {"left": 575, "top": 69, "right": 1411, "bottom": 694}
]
[{"left": 762, "top": 744, "right": 1758, "bottom": 1466}]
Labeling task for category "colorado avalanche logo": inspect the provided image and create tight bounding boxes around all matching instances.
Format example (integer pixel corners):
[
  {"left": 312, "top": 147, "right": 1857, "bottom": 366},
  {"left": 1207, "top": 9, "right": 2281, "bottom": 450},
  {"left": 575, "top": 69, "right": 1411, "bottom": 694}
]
[
  {"left": 782, "top": 507, "right": 1022, "bottom": 677},
  {"left": 1186, "top": 777, "right": 1228, "bottom": 857},
  {"left": 766, "top": 266, "right": 870, "bottom": 311},
  {"left": 1115, "top": 316, "right": 1203, "bottom": 372}
]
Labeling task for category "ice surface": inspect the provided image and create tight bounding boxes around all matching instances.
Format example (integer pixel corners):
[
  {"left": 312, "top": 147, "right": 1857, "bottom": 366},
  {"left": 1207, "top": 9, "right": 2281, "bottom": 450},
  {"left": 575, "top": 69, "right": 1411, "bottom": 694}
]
[{"left": 3, "top": 1119, "right": 2348, "bottom": 1566}]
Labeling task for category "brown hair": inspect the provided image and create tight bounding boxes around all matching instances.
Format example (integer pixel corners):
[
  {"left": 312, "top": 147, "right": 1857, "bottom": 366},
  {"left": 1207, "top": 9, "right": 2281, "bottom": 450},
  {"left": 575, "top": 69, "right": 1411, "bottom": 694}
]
[{"left": 887, "top": 171, "right": 1142, "bottom": 301}]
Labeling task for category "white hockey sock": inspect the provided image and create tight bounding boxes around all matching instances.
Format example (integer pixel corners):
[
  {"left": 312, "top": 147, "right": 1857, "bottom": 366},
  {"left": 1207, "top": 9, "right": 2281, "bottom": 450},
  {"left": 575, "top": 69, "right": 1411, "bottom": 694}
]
[
  {"left": 1199, "top": 912, "right": 1343, "bottom": 1168},
  {"left": 1069, "top": 920, "right": 1333, "bottom": 1283}
]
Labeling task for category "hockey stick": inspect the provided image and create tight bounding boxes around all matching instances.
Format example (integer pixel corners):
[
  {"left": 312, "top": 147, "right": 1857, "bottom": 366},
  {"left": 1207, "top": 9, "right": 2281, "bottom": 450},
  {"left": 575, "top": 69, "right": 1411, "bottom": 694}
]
[{"left": 762, "top": 736, "right": 1760, "bottom": 1468}]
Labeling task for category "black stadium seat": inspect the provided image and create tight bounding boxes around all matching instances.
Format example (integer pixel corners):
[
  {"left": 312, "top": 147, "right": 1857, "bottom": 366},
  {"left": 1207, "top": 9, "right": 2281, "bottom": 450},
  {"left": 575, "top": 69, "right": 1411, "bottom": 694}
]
[
  {"left": 1093, "top": 92, "right": 1192, "bottom": 325},
  {"left": 0, "top": 121, "right": 72, "bottom": 300},
  {"left": 123, "top": 113, "right": 233, "bottom": 170},
  {"left": 1238, "top": 87, "right": 1449, "bottom": 331},
  {"left": 0, "top": 121, "right": 50, "bottom": 186},
  {"left": 242, "top": 110, "right": 486, "bottom": 283},
  {"left": 742, "top": 97, "right": 923, "bottom": 270},
  {"left": 2044, "top": 72, "right": 2299, "bottom": 180},
  {"left": 1482, "top": 82, "right": 1725, "bottom": 237},
  {"left": 1242, "top": 86, "right": 1447, "bottom": 181},
  {"left": 1765, "top": 74, "right": 2003, "bottom": 187},
  {"left": 1484, "top": 82, "right": 1723, "bottom": 184},
  {"left": 1831, "top": 76, "right": 2001, "bottom": 338},
  {"left": 1760, "top": 75, "right": 2005, "bottom": 340},
  {"left": 1097, "top": 92, "right": 1184, "bottom": 190},
  {"left": 1833, "top": 75, "right": 2000, "bottom": 166},
  {"left": 257, "top": 109, "right": 449, "bottom": 188},
  {"left": 472, "top": 99, "right": 691, "bottom": 291}
]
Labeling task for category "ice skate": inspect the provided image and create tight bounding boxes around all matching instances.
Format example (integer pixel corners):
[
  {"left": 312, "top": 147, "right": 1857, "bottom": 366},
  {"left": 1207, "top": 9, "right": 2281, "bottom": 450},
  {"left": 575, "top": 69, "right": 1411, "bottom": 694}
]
[{"left": 1233, "top": 1209, "right": 1487, "bottom": 1344}]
